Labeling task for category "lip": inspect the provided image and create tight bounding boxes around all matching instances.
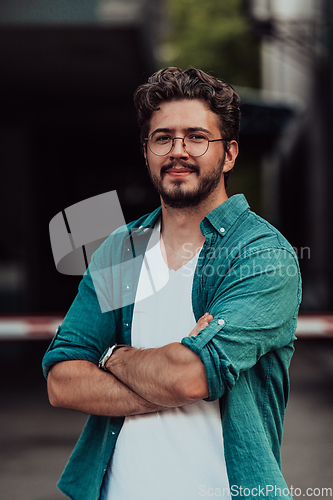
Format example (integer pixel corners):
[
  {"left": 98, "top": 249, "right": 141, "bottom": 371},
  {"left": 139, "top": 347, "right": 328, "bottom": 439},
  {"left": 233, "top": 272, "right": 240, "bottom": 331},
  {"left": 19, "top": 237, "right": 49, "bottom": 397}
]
[{"left": 166, "top": 169, "right": 195, "bottom": 178}]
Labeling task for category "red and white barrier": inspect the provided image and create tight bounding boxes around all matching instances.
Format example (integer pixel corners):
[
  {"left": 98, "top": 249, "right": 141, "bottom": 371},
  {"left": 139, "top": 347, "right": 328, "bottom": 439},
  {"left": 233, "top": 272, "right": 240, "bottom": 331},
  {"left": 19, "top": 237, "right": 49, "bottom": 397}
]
[
  {"left": 0, "top": 316, "right": 64, "bottom": 341},
  {"left": 0, "top": 314, "right": 333, "bottom": 341},
  {"left": 295, "top": 314, "right": 333, "bottom": 338}
]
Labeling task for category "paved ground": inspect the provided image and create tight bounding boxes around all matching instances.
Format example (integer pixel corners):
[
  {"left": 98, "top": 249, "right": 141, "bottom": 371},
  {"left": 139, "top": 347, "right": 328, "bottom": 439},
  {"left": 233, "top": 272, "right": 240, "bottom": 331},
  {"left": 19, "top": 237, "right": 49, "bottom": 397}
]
[
  {"left": 0, "top": 339, "right": 332, "bottom": 500},
  {"left": 281, "top": 340, "right": 333, "bottom": 497}
]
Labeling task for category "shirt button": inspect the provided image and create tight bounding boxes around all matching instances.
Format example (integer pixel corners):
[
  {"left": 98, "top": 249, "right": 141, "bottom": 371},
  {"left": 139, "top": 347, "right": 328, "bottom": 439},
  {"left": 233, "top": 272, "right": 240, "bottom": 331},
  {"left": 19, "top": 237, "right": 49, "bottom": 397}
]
[
  {"left": 220, "top": 227, "right": 226, "bottom": 233},
  {"left": 218, "top": 319, "right": 225, "bottom": 326},
  {"left": 124, "top": 322, "right": 129, "bottom": 327},
  {"left": 143, "top": 228, "right": 149, "bottom": 232},
  {"left": 126, "top": 285, "right": 130, "bottom": 289}
]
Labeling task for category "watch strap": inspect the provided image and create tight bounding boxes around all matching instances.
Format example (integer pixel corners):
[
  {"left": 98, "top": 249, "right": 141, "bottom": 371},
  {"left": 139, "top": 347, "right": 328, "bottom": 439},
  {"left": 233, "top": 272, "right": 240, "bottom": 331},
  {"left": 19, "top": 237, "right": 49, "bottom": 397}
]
[{"left": 98, "top": 344, "right": 126, "bottom": 371}]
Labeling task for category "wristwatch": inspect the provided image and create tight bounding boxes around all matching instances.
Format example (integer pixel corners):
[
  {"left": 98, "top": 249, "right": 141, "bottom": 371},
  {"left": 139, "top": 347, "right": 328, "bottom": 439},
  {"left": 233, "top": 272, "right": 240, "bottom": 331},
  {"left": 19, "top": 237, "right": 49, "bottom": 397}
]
[{"left": 98, "top": 344, "right": 125, "bottom": 371}]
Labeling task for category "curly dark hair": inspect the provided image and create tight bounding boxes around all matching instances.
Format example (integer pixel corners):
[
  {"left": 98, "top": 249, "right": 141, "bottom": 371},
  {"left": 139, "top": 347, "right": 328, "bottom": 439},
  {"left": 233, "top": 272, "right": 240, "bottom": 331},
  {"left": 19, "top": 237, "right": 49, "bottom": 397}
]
[{"left": 134, "top": 67, "right": 241, "bottom": 152}]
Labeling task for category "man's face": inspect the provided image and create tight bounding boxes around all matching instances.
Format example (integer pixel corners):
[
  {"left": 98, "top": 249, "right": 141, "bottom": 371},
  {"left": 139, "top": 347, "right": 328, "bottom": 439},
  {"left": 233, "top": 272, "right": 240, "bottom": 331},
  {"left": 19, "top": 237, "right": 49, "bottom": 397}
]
[{"left": 144, "top": 99, "right": 237, "bottom": 209}]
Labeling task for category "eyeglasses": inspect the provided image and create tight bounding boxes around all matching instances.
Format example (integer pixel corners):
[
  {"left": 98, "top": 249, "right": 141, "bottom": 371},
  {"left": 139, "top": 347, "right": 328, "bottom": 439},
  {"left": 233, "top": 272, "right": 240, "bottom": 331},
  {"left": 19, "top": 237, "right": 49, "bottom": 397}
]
[{"left": 145, "top": 132, "right": 224, "bottom": 157}]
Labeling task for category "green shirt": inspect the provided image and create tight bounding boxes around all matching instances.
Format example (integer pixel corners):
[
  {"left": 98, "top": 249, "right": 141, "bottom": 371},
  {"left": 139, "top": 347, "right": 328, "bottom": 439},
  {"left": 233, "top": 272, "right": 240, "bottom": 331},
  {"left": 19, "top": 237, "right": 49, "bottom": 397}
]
[{"left": 42, "top": 194, "right": 302, "bottom": 500}]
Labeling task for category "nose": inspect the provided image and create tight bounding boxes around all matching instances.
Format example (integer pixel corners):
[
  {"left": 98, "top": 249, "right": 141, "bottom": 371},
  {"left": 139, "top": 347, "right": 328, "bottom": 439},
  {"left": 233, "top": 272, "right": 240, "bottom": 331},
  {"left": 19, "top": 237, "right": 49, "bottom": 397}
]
[{"left": 170, "top": 137, "right": 189, "bottom": 157}]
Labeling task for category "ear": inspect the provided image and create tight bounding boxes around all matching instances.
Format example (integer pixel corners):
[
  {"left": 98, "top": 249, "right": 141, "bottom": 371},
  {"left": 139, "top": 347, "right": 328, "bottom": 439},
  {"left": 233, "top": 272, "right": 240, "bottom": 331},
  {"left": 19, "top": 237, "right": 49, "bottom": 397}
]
[
  {"left": 144, "top": 149, "right": 149, "bottom": 168},
  {"left": 143, "top": 142, "right": 149, "bottom": 166},
  {"left": 223, "top": 140, "right": 238, "bottom": 173}
]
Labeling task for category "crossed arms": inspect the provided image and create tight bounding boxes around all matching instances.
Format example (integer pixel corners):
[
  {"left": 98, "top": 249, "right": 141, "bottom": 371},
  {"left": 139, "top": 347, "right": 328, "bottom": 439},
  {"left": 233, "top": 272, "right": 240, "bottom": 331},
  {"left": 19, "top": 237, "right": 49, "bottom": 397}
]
[{"left": 47, "top": 314, "right": 212, "bottom": 417}]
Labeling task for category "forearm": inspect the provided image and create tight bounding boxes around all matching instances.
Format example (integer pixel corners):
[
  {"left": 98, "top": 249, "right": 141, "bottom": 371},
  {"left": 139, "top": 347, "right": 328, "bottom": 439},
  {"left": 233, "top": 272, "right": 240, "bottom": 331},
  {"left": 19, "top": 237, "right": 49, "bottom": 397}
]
[
  {"left": 47, "top": 360, "right": 173, "bottom": 417},
  {"left": 47, "top": 314, "right": 211, "bottom": 415},
  {"left": 106, "top": 342, "right": 209, "bottom": 406}
]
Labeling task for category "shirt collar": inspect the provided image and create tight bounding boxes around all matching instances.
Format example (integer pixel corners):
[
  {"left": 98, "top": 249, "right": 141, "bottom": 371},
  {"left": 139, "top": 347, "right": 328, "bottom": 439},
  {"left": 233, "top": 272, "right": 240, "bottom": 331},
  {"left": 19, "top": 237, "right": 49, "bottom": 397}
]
[
  {"left": 200, "top": 194, "right": 250, "bottom": 237},
  {"left": 132, "top": 206, "right": 162, "bottom": 235},
  {"left": 132, "top": 194, "right": 249, "bottom": 237}
]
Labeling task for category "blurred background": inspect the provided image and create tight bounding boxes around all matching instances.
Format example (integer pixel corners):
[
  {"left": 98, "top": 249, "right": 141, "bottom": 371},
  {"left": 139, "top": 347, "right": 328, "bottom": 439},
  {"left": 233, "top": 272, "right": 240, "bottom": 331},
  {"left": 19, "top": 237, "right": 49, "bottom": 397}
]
[{"left": 0, "top": 0, "right": 332, "bottom": 499}]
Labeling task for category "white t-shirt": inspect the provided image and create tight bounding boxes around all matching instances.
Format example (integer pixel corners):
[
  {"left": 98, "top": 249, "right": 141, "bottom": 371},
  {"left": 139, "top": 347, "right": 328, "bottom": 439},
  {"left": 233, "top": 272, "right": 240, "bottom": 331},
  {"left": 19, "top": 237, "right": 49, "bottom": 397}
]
[{"left": 102, "top": 221, "right": 230, "bottom": 499}]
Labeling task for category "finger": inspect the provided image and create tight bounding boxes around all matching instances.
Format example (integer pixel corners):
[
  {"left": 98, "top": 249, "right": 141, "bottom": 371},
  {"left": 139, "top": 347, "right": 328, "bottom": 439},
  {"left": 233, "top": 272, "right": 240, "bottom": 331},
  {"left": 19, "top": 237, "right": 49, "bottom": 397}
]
[{"left": 204, "top": 312, "right": 213, "bottom": 318}]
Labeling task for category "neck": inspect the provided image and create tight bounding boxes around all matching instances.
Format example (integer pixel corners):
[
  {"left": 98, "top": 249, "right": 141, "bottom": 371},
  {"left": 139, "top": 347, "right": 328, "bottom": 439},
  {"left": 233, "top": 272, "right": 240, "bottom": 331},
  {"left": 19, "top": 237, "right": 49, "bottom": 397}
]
[{"left": 159, "top": 189, "right": 228, "bottom": 270}]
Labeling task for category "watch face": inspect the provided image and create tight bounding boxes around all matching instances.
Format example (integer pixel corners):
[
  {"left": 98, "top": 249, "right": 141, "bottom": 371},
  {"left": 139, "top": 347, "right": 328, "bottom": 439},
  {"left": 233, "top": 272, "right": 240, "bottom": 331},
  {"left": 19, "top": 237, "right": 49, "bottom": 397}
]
[
  {"left": 102, "top": 346, "right": 116, "bottom": 369},
  {"left": 99, "top": 346, "right": 112, "bottom": 370},
  {"left": 99, "top": 344, "right": 125, "bottom": 370}
]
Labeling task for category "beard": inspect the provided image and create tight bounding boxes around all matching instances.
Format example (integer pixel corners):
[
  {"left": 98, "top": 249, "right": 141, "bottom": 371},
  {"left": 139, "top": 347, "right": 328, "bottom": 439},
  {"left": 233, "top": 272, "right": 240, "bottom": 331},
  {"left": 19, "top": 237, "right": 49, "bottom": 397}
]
[{"left": 146, "top": 158, "right": 225, "bottom": 209}]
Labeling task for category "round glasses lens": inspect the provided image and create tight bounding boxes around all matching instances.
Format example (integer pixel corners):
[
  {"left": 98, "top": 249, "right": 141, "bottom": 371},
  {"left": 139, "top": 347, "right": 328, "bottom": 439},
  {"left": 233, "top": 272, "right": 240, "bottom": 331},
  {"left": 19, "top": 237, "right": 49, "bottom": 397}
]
[
  {"left": 149, "top": 134, "right": 173, "bottom": 156},
  {"left": 184, "top": 134, "right": 209, "bottom": 156}
]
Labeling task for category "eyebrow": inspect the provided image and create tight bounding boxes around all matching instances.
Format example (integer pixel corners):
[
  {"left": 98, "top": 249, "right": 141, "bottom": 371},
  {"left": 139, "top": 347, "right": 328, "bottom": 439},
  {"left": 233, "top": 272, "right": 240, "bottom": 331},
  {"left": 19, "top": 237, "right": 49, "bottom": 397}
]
[{"left": 150, "top": 127, "right": 213, "bottom": 137}]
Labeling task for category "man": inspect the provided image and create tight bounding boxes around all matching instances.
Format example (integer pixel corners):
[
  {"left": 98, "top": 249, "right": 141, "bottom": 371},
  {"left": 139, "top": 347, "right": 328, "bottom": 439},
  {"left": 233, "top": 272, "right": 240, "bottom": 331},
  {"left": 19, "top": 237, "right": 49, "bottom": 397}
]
[{"left": 43, "top": 67, "right": 301, "bottom": 500}]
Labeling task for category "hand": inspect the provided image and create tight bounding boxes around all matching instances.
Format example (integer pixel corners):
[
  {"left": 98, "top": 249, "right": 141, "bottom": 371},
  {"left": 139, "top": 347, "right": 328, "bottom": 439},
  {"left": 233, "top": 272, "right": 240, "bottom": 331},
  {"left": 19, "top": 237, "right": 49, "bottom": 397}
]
[{"left": 188, "top": 313, "right": 213, "bottom": 337}]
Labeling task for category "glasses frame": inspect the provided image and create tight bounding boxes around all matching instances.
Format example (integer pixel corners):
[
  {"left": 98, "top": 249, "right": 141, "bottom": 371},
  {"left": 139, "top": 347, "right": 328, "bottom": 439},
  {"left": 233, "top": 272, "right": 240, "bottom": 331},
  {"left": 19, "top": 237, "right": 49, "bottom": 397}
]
[{"left": 145, "top": 133, "right": 224, "bottom": 157}]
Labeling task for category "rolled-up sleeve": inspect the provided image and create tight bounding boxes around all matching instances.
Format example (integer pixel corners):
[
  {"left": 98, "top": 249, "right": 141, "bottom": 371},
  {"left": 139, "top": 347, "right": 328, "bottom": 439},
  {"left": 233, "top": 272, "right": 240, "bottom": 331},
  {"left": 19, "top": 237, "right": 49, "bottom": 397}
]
[
  {"left": 42, "top": 262, "right": 117, "bottom": 379},
  {"left": 181, "top": 247, "right": 301, "bottom": 401}
]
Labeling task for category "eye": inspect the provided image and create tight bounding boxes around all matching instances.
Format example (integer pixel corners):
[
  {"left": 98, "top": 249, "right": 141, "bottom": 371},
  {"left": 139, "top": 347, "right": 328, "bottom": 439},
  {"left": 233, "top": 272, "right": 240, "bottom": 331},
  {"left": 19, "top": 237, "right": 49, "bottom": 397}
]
[
  {"left": 152, "top": 134, "right": 172, "bottom": 144},
  {"left": 187, "top": 133, "right": 207, "bottom": 143}
]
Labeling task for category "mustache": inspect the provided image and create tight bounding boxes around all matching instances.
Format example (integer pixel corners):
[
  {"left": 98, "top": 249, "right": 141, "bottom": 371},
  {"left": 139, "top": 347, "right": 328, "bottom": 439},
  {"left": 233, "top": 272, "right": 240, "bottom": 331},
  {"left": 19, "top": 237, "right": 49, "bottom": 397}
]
[{"left": 160, "top": 160, "right": 200, "bottom": 176}]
